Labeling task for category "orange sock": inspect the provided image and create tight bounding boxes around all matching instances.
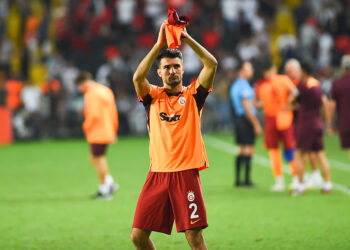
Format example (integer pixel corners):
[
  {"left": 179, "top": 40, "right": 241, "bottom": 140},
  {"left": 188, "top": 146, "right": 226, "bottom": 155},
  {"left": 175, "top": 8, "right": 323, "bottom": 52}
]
[
  {"left": 289, "top": 160, "right": 297, "bottom": 176},
  {"left": 269, "top": 149, "right": 283, "bottom": 177}
]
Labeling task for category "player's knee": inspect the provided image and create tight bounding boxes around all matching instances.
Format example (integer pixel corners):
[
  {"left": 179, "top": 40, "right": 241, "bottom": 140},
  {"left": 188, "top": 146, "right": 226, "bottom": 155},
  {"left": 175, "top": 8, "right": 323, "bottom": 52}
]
[
  {"left": 130, "top": 229, "right": 148, "bottom": 247},
  {"left": 185, "top": 228, "right": 206, "bottom": 249}
]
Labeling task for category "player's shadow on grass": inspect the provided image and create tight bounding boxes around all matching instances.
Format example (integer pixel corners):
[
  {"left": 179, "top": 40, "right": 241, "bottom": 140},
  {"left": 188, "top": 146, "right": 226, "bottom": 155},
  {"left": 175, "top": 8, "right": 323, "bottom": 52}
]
[{"left": 0, "top": 193, "right": 98, "bottom": 204}]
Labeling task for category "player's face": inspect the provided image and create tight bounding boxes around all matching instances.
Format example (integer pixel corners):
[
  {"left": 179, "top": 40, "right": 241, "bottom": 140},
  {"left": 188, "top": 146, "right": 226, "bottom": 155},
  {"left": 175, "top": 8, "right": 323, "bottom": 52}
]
[
  {"left": 243, "top": 62, "right": 254, "bottom": 79},
  {"left": 78, "top": 82, "right": 87, "bottom": 93},
  {"left": 158, "top": 57, "right": 184, "bottom": 86},
  {"left": 285, "top": 64, "right": 300, "bottom": 81}
]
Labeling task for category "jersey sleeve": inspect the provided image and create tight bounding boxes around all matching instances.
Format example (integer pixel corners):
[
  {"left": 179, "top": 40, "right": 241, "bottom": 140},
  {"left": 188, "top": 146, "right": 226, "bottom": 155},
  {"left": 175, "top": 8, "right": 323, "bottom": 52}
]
[
  {"left": 241, "top": 83, "right": 251, "bottom": 99},
  {"left": 190, "top": 79, "right": 212, "bottom": 112},
  {"left": 138, "top": 84, "right": 159, "bottom": 105}
]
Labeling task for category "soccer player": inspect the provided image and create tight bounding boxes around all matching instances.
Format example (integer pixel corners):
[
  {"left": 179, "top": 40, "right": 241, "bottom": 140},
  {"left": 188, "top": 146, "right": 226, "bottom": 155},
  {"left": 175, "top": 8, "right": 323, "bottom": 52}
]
[
  {"left": 290, "top": 60, "right": 332, "bottom": 195},
  {"left": 330, "top": 55, "right": 350, "bottom": 162},
  {"left": 255, "top": 60, "right": 298, "bottom": 191},
  {"left": 130, "top": 24, "right": 217, "bottom": 250},
  {"left": 75, "top": 72, "right": 119, "bottom": 199},
  {"left": 229, "top": 60, "right": 262, "bottom": 186},
  {"left": 285, "top": 59, "right": 324, "bottom": 188}
]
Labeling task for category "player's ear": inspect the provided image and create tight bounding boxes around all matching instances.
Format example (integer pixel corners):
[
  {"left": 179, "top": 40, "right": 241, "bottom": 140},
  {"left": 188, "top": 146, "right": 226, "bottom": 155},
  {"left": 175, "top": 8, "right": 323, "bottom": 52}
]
[
  {"left": 182, "top": 65, "right": 185, "bottom": 73},
  {"left": 157, "top": 69, "right": 162, "bottom": 77}
]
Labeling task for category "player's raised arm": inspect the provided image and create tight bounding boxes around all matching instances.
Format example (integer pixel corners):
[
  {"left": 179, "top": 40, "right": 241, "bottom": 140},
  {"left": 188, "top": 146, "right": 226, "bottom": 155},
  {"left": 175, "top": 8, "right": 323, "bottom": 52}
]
[
  {"left": 133, "top": 24, "right": 167, "bottom": 98},
  {"left": 182, "top": 29, "right": 218, "bottom": 89}
]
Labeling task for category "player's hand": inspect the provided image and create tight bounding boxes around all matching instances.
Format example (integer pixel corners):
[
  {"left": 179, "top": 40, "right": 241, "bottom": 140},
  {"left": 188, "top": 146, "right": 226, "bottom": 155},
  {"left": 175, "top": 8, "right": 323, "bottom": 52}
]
[
  {"left": 181, "top": 27, "right": 188, "bottom": 39},
  {"left": 254, "top": 123, "right": 262, "bottom": 136},
  {"left": 156, "top": 23, "right": 167, "bottom": 47},
  {"left": 281, "top": 104, "right": 294, "bottom": 111}
]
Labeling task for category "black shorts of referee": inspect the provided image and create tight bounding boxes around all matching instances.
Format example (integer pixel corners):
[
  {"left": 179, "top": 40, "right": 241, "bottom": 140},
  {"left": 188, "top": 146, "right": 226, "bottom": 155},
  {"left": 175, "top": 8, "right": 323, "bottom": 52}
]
[{"left": 234, "top": 115, "right": 256, "bottom": 145}]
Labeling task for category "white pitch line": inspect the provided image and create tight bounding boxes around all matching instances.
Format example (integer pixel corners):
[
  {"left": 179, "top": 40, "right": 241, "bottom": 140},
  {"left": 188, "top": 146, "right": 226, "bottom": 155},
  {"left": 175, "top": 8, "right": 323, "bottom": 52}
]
[
  {"left": 328, "top": 159, "right": 350, "bottom": 173},
  {"left": 204, "top": 135, "right": 350, "bottom": 197}
]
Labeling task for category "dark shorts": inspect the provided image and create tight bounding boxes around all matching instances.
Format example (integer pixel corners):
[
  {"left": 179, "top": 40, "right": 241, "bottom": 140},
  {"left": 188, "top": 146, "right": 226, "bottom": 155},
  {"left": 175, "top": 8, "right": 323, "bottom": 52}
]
[
  {"left": 90, "top": 144, "right": 108, "bottom": 156},
  {"left": 234, "top": 115, "right": 256, "bottom": 145},
  {"left": 296, "top": 119, "right": 323, "bottom": 151},
  {"left": 339, "top": 130, "right": 350, "bottom": 148},
  {"left": 264, "top": 116, "right": 295, "bottom": 149},
  {"left": 132, "top": 169, "right": 208, "bottom": 235}
]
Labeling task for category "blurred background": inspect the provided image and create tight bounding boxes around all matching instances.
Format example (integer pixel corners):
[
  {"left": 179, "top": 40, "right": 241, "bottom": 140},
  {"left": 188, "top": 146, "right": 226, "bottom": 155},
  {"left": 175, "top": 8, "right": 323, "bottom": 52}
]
[{"left": 0, "top": 0, "right": 349, "bottom": 142}]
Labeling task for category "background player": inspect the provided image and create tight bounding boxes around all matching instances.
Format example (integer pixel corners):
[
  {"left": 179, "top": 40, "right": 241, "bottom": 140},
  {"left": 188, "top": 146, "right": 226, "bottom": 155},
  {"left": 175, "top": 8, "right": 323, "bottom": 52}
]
[
  {"left": 291, "top": 60, "right": 332, "bottom": 195},
  {"left": 255, "top": 60, "right": 298, "bottom": 191},
  {"left": 229, "top": 60, "right": 261, "bottom": 187},
  {"left": 330, "top": 55, "right": 350, "bottom": 163},
  {"left": 285, "top": 59, "right": 324, "bottom": 189},
  {"left": 75, "top": 72, "right": 119, "bottom": 199},
  {"left": 130, "top": 24, "right": 217, "bottom": 250}
]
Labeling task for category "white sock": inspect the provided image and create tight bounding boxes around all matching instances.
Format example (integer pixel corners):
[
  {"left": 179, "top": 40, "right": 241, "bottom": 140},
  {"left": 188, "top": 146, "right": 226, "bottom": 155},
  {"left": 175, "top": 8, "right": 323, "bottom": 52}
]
[
  {"left": 292, "top": 176, "right": 299, "bottom": 183},
  {"left": 324, "top": 181, "right": 332, "bottom": 190},
  {"left": 105, "top": 175, "right": 114, "bottom": 186},
  {"left": 99, "top": 183, "right": 110, "bottom": 195},
  {"left": 276, "top": 176, "right": 285, "bottom": 185},
  {"left": 312, "top": 170, "right": 322, "bottom": 179},
  {"left": 298, "top": 181, "right": 305, "bottom": 192}
]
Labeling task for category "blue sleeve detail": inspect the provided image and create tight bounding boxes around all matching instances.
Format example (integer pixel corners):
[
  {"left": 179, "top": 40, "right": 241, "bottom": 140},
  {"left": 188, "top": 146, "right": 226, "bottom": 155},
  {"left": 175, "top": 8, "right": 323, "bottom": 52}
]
[{"left": 283, "top": 148, "right": 295, "bottom": 162}]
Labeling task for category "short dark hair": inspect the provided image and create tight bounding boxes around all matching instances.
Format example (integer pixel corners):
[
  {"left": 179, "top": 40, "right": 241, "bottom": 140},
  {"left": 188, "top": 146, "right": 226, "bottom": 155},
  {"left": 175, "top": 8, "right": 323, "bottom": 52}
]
[
  {"left": 259, "top": 58, "right": 273, "bottom": 73},
  {"left": 300, "top": 59, "right": 313, "bottom": 75},
  {"left": 75, "top": 71, "right": 92, "bottom": 85},
  {"left": 156, "top": 48, "right": 183, "bottom": 67},
  {"left": 236, "top": 59, "right": 251, "bottom": 71}
]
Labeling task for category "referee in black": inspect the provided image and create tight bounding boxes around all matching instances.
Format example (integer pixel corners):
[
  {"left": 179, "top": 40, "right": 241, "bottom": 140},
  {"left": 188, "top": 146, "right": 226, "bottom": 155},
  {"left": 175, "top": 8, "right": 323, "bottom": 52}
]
[{"left": 229, "top": 60, "right": 261, "bottom": 186}]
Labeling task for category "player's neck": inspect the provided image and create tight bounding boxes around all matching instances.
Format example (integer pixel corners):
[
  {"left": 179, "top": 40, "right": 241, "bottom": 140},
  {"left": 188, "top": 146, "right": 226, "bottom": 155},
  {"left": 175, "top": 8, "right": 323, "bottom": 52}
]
[{"left": 163, "top": 83, "right": 183, "bottom": 93}]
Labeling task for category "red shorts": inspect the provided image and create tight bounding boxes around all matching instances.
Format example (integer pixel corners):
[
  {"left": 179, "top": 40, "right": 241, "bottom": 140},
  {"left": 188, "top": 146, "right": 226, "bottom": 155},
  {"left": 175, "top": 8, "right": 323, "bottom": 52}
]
[
  {"left": 132, "top": 169, "right": 208, "bottom": 235},
  {"left": 340, "top": 130, "right": 350, "bottom": 148},
  {"left": 90, "top": 144, "right": 108, "bottom": 156},
  {"left": 264, "top": 115, "right": 295, "bottom": 150}
]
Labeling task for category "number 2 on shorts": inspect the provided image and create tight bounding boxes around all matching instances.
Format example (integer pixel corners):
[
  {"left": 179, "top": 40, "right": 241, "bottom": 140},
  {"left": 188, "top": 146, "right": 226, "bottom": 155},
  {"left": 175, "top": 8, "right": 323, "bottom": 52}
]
[{"left": 189, "top": 203, "right": 199, "bottom": 219}]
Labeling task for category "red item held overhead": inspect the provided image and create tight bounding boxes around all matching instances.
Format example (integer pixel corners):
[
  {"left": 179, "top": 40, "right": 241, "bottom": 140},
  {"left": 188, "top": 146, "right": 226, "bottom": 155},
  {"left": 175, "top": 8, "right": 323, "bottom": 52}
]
[{"left": 164, "top": 8, "right": 189, "bottom": 49}]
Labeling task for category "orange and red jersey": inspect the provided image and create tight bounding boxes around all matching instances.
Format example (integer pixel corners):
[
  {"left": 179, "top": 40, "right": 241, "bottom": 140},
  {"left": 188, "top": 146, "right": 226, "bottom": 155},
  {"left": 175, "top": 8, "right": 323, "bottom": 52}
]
[
  {"left": 83, "top": 83, "right": 118, "bottom": 144},
  {"left": 139, "top": 80, "right": 210, "bottom": 172},
  {"left": 256, "top": 74, "right": 294, "bottom": 130},
  {"left": 6, "top": 80, "right": 23, "bottom": 110},
  {"left": 40, "top": 79, "right": 61, "bottom": 94}
]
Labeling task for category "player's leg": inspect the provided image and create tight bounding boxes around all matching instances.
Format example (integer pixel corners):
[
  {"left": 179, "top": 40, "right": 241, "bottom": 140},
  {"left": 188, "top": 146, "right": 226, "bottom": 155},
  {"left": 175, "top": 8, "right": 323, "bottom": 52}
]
[
  {"left": 291, "top": 150, "right": 307, "bottom": 195},
  {"left": 316, "top": 150, "right": 332, "bottom": 193},
  {"left": 242, "top": 145, "right": 254, "bottom": 186},
  {"left": 130, "top": 229, "right": 155, "bottom": 250},
  {"left": 265, "top": 116, "right": 285, "bottom": 191},
  {"left": 269, "top": 148, "right": 285, "bottom": 191},
  {"left": 235, "top": 145, "right": 244, "bottom": 186},
  {"left": 89, "top": 153, "right": 109, "bottom": 183},
  {"left": 281, "top": 126, "right": 298, "bottom": 189},
  {"left": 185, "top": 227, "right": 208, "bottom": 250},
  {"left": 89, "top": 144, "right": 117, "bottom": 197},
  {"left": 241, "top": 119, "right": 256, "bottom": 186},
  {"left": 306, "top": 152, "right": 323, "bottom": 189}
]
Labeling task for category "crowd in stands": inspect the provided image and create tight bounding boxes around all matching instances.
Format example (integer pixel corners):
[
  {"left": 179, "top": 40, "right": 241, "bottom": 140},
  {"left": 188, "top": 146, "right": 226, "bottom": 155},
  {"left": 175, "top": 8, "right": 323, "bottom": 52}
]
[{"left": 0, "top": 0, "right": 349, "bottom": 140}]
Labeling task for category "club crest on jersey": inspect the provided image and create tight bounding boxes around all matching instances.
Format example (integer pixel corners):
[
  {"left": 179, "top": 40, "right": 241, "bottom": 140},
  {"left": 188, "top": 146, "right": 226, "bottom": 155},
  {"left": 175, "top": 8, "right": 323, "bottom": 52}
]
[
  {"left": 187, "top": 191, "right": 195, "bottom": 202},
  {"left": 159, "top": 112, "right": 181, "bottom": 122},
  {"left": 179, "top": 96, "right": 186, "bottom": 106}
]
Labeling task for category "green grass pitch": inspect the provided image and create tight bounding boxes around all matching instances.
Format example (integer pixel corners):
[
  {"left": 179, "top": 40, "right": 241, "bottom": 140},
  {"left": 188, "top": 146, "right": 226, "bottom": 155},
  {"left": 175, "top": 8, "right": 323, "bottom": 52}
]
[{"left": 1, "top": 133, "right": 349, "bottom": 249}]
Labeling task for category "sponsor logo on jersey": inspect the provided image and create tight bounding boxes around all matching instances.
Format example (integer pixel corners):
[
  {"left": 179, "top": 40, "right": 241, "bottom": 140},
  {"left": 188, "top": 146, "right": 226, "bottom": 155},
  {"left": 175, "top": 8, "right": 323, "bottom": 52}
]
[{"left": 159, "top": 112, "right": 181, "bottom": 122}]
